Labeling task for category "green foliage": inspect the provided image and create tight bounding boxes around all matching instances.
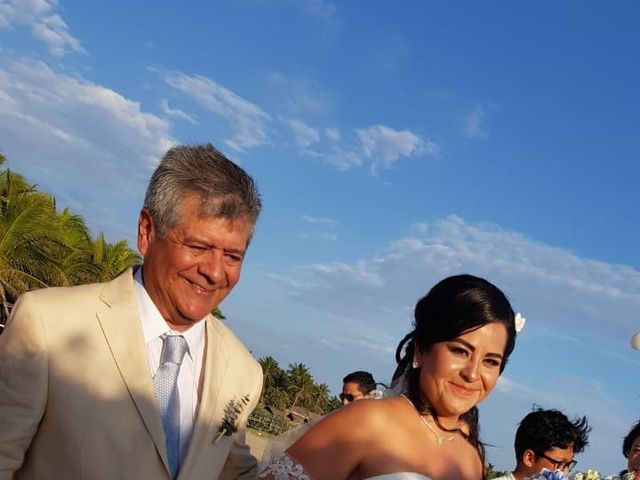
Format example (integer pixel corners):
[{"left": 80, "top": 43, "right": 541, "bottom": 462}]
[
  {"left": 259, "top": 356, "right": 284, "bottom": 398},
  {"left": 257, "top": 356, "right": 338, "bottom": 424},
  {"left": 248, "top": 407, "right": 289, "bottom": 435},
  {"left": 326, "top": 395, "right": 341, "bottom": 412},
  {"left": 486, "top": 463, "right": 509, "bottom": 479},
  {"left": 0, "top": 155, "right": 140, "bottom": 325},
  {"left": 286, "top": 362, "right": 316, "bottom": 412},
  {"left": 264, "top": 387, "right": 290, "bottom": 411},
  {"left": 301, "top": 382, "right": 331, "bottom": 414}
]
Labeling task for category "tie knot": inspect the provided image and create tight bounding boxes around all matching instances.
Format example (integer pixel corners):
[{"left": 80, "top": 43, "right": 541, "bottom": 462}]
[{"left": 160, "top": 335, "right": 188, "bottom": 366}]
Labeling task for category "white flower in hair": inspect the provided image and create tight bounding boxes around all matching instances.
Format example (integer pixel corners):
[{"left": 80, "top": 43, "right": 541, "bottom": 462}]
[{"left": 515, "top": 313, "right": 526, "bottom": 333}]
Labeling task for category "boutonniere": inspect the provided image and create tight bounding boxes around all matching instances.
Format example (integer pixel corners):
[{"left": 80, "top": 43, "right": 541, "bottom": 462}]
[{"left": 213, "top": 395, "right": 250, "bottom": 444}]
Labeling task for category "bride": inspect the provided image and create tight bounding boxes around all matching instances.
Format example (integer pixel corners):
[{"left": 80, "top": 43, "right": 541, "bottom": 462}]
[{"left": 259, "top": 274, "right": 519, "bottom": 480}]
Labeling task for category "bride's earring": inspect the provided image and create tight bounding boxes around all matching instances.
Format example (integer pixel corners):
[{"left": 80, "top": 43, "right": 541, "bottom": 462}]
[{"left": 412, "top": 360, "right": 420, "bottom": 369}]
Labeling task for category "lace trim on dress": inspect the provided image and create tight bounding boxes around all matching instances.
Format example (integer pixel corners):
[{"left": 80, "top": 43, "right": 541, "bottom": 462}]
[{"left": 258, "top": 452, "right": 311, "bottom": 480}]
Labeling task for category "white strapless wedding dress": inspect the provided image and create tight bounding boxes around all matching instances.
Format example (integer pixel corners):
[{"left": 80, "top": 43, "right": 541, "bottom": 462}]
[
  {"left": 258, "top": 453, "right": 430, "bottom": 480},
  {"left": 366, "top": 474, "right": 430, "bottom": 479}
]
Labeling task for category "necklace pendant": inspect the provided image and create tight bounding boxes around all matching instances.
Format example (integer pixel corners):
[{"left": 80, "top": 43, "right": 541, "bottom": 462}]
[{"left": 436, "top": 437, "right": 443, "bottom": 445}]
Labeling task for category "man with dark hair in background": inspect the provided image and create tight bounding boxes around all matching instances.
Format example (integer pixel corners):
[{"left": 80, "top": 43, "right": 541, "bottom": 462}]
[
  {"left": 494, "top": 407, "right": 591, "bottom": 480},
  {"left": 622, "top": 419, "right": 640, "bottom": 477},
  {"left": 340, "top": 371, "right": 377, "bottom": 406}
]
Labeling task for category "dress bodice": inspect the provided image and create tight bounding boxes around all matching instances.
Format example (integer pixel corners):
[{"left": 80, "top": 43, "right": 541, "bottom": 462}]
[
  {"left": 365, "top": 474, "right": 430, "bottom": 480},
  {"left": 259, "top": 452, "right": 431, "bottom": 480}
]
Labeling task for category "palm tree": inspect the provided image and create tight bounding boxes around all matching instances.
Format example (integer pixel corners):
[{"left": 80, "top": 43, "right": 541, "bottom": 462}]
[
  {"left": 57, "top": 207, "right": 97, "bottom": 286},
  {"left": 86, "top": 232, "right": 140, "bottom": 283},
  {"left": 486, "top": 463, "right": 508, "bottom": 479},
  {"left": 0, "top": 169, "right": 66, "bottom": 323},
  {"left": 259, "top": 356, "right": 282, "bottom": 403},
  {"left": 0, "top": 159, "right": 141, "bottom": 326},
  {"left": 311, "top": 382, "right": 331, "bottom": 413},
  {"left": 286, "top": 363, "right": 315, "bottom": 412}
]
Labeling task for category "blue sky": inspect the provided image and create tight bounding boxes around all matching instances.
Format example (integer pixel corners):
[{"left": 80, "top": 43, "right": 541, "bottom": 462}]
[{"left": 1, "top": 0, "right": 639, "bottom": 473}]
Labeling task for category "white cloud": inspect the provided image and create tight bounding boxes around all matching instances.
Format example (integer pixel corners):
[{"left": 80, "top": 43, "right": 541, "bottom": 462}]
[
  {"left": 268, "top": 71, "right": 334, "bottom": 116},
  {"left": 299, "top": 214, "right": 340, "bottom": 241},
  {"left": 310, "top": 261, "right": 385, "bottom": 288},
  {"left": 0, "top": 56, "right": 175, "bottom": 237},
  {"left": 287, "top": 118, "right": 320, "bottom": 148},
  {"left": 301, "top": 214, "right": 337, "bottom": 226},
  {"left": 279, "top": 215, "right": 640, "bottom": 343},
  {"left": 464, "top": 103, "right": 489, "bottom": 139},
  {"left": 356, "top": 125, "right": 437, "bottom": 174},
  {"left": 0, "top": 0, "right": 83, "bottom": 56},
  {"left": 165, "top": 71, "right": 271, "bottom": 151},
  {"left": 319, "top": 125, "right": 436, "bottom": 173},
  {"left": 412, "top": 222, "right": 428, "bottom": 233},
  {"left": 325, "top": 127, "right": 340, "bottom": 141},
  {"left": 159, "top": 98, "right": 196, "bottom": 124},
  {"left": 324, "top": 145, "right": 362, "bottom": 171},
  {"left": 289, "top": 0, "right": 337, "bottom": 22}
]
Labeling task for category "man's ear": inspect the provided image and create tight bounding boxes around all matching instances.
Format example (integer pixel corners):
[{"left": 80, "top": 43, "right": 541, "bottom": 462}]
[
  {"left": 137, "top": 208, "right": 155, "bottom": 256},
  {"left": 522, "top": 449, "right": 537, "bottom": 468}
]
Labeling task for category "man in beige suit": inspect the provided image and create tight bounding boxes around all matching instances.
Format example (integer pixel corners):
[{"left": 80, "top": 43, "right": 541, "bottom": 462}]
[{"left": 0, "top": 144, "right": 263, "bottom": 479}]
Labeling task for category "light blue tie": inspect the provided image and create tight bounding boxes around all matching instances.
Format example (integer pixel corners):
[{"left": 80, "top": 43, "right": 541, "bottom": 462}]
[{"left": 154, "top": 335, "right": 188, "bottom": 480}]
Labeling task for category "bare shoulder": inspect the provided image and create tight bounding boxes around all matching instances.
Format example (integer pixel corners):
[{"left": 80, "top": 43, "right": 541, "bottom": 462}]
[
  {"left": 290, "top": 396, "right": 412, "bottom": 450},
  {"left": 284, "top": 398, "right": 409, "bottom": 480}
]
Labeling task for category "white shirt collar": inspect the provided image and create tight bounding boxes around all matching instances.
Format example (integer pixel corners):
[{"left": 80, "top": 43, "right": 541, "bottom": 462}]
[{"left": 133, "top": 267, "right": 205, "bottom": 360}]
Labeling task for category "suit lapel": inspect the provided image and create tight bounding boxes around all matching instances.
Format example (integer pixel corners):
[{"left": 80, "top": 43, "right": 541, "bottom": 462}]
[
  {"left": 180, "top": 316, "right": 231, "bottom": 476},
  {"left": 96, "top": 268, "right": 169, "bottom": 473}
]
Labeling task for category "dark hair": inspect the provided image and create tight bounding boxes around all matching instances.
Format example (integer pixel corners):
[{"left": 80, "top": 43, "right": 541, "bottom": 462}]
[
  {"left": 514, "top": 407, "right": 591, "bottom": 460},
  {"left": 623, "top": 419, "right": 640, "bottom": 458},
  {"left": 392, "top": 274, "right": 517, "bottom": 472},
  {"left": 343, "top": 371, "right": 376, "bottom": 395},
  {"left": 144, "top": 144, "right": 262, "bottom": 239}
]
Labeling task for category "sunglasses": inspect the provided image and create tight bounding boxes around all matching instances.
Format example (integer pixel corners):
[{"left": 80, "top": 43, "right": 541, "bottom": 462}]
[
  {"left": 536, "top": 452, "right": 578, "bottom": 472},
  {"left": 339, "top": 393, "right": 362, "bottom": 402}
]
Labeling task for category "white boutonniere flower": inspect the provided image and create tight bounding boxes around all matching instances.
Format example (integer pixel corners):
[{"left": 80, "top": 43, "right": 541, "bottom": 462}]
[{"left": 213, "top": 395, "right": 250, "bottom": 444}]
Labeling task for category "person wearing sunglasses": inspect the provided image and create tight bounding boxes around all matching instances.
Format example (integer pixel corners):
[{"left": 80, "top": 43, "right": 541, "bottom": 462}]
[
  {"left": 494, "top": 407, "right": 590, "bottom": 480},
  {"left": 340, "top": 371, "right": 377, "bottom": 406}
]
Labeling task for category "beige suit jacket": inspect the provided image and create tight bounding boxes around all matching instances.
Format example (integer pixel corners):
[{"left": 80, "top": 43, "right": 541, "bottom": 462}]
[{"left": 0, "top": 269, "right": 263, "bottom": 480}]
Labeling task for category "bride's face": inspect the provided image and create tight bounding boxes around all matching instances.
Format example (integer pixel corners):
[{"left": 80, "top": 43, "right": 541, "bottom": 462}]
[{"left": 416, "top": 322, "right": 507, "bottom": 422}]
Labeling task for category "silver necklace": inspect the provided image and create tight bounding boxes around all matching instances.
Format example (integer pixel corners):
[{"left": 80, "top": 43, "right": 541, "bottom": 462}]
[
  {"left": 419, "top": 415, "right": 456, "bottom": 445},
  {"left": 400, "top": 394, "right": 456, "bottom": 445}
]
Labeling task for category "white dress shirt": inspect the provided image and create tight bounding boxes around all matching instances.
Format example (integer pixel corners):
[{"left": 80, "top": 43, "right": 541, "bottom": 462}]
[{"left": 133, "top": 268, "right": 206, "bottom": 466}]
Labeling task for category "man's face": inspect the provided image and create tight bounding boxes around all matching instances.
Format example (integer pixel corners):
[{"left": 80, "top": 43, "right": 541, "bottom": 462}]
[
  {"left": 340, "top": 382, "right": 366, "bottom": 406},
  {"left": 628, "top": 437, "right": 640, "bottom": 474},
  {"left": 137, "top": 194, "right": 253, "bottom": 331},
  {"left": 523, "top": 445, "right": 576, "bottom": 477}
]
